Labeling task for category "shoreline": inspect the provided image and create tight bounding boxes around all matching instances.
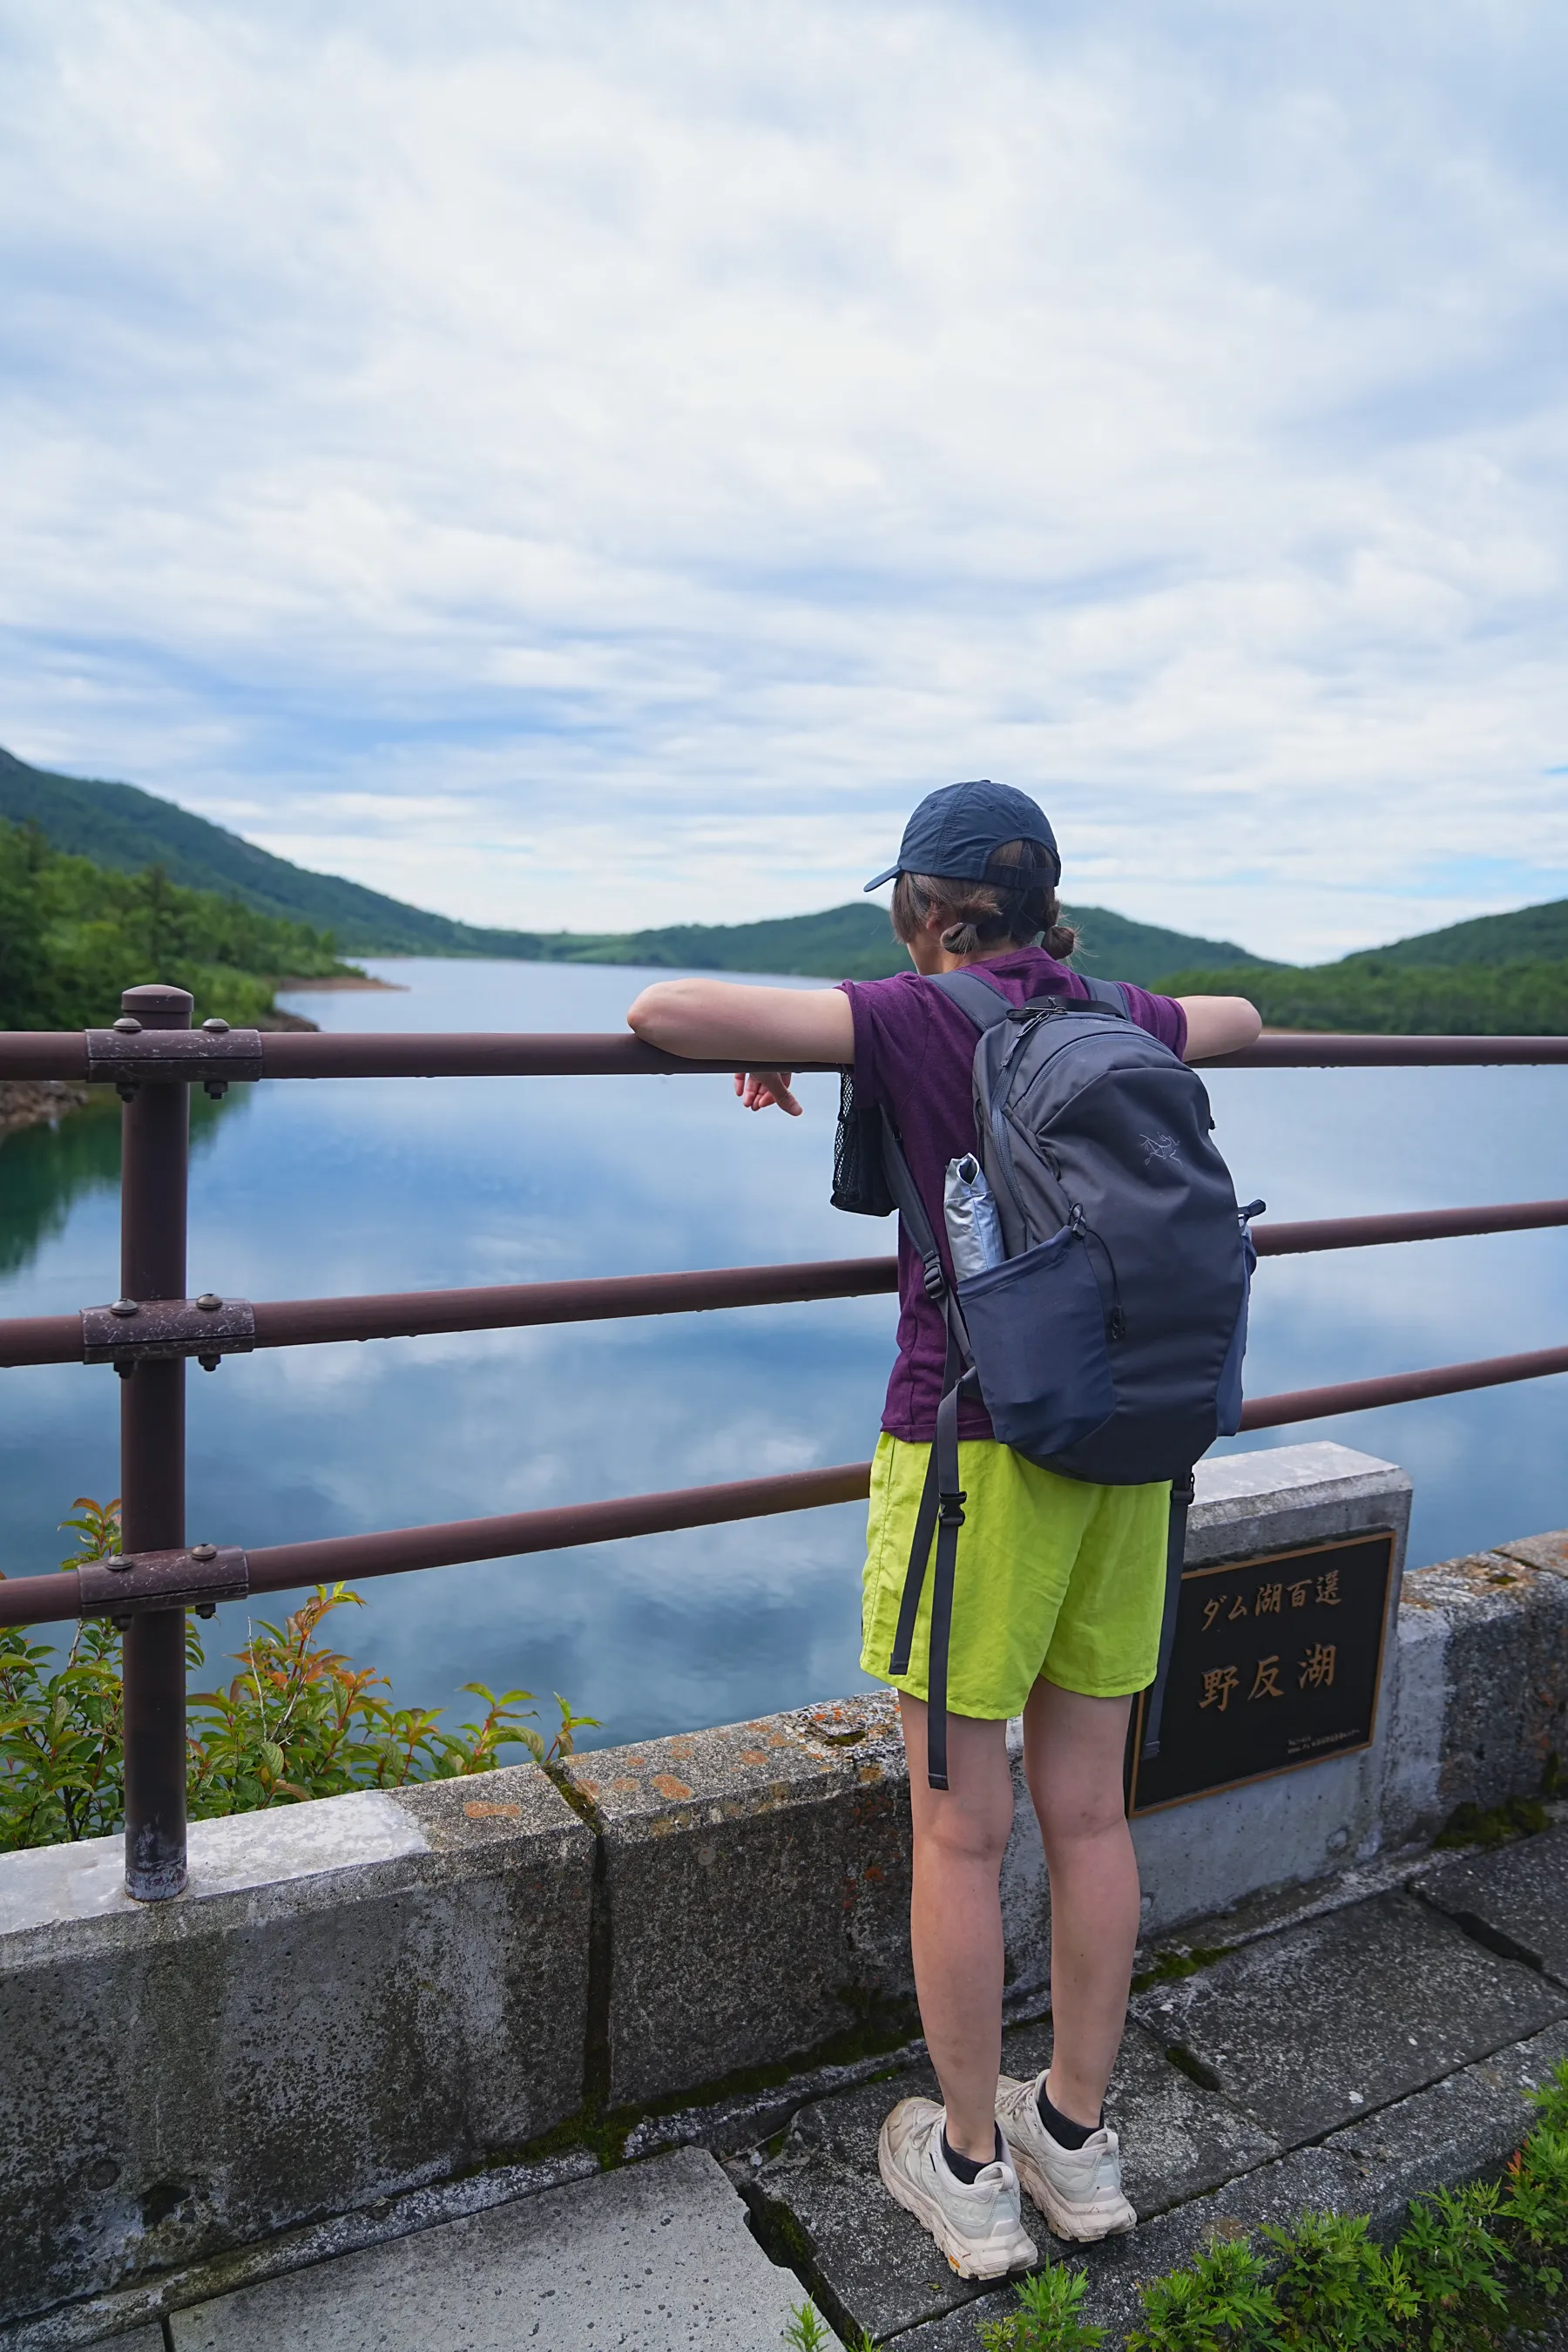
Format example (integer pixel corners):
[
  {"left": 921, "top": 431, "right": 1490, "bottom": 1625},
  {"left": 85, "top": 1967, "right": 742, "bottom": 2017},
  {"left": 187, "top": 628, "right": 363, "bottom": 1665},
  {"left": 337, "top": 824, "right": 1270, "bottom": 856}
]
[
  {"left": 274, "top": 972, "right": 408, "bottom": 992},
  {"left": 0, "top": 1078, "right": 95, "bottom": 1137}
]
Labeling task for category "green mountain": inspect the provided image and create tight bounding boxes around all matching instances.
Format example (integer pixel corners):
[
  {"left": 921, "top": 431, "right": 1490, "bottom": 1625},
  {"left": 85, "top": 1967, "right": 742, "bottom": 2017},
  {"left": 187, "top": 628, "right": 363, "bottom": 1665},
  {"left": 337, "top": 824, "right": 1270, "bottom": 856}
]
[
  {"left": 527, "top": 901, "right": 1273, "bottom": 986},
  {"left": 1337, "top": 898, "right": 1568, "bottom": 970},
  {"left": 0, "top": 748, "right": 528, "bottom": 958},
  {"left": 0, "top": 747, "right": 1270, "bottom": 983}
]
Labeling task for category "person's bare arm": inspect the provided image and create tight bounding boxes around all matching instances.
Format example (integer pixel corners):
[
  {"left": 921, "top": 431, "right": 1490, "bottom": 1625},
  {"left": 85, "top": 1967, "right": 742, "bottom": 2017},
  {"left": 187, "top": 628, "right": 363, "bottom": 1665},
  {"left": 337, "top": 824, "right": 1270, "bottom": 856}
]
[
  {"left": 626, "top": 977, "right": 855, "bottom": 1116},
  {"left": 1178, "top": 996, "right": 1262, "bottom": 1063}
]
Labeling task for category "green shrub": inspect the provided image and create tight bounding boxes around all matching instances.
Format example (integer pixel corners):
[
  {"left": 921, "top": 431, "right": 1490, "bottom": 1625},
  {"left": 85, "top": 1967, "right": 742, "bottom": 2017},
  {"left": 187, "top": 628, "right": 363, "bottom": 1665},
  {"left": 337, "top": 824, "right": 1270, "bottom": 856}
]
[
  {"left": 0, "top": 1497, "right": 598, "bottom": 1851},
  {"left": 0, "top": 817, "right": 355, "bottom": 1031}
]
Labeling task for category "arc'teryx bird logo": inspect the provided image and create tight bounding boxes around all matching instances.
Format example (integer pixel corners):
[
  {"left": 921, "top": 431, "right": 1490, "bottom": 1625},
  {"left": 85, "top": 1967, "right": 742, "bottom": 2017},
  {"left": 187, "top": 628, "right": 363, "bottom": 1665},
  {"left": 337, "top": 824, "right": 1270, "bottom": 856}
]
[{"left": 1139, "top": 1131, "right": 1180, "bottom": 1165}]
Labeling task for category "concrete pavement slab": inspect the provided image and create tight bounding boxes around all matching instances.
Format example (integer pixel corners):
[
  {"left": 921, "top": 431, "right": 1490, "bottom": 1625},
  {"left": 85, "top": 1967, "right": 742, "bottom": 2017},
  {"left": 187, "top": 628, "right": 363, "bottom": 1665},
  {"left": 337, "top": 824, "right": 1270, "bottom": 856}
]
[
  {"left": 1128, "top": 1891, "right": 1568, "bottom": 2148},
  {"left": 10, "top": 2336, "right": 166, "bottom": 2352},
  {"left": 1415, "top": 1823, "right": 1568, "bottom": 1985},
  {"left": 167, "top": 2146, "right": 801, "bottom": 2352},
  {"left": 745, "top": 2014, "right": 1277, "bottom": 2342},
  {"left": 994, "top": 2015, "right": 1282, "bottom": 2223},
  {"left": 1321, "top": 2018, "right": 1568, "bottom": 2223}
]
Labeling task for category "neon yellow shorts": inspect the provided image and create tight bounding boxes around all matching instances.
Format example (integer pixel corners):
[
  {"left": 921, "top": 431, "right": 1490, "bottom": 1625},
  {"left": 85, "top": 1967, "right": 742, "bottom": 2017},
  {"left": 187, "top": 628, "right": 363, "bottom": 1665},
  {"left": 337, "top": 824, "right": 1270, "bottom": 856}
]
[{"left": 860, "top": 1433, "right": 1169, "bottom": 1718}]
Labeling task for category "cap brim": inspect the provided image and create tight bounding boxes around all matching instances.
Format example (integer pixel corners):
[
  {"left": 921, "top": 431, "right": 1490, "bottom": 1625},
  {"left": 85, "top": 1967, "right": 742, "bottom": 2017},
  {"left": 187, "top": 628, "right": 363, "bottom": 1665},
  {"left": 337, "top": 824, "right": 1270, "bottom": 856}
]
[{"left": 862, "top": 866, "right": 900, "bottom": 892}]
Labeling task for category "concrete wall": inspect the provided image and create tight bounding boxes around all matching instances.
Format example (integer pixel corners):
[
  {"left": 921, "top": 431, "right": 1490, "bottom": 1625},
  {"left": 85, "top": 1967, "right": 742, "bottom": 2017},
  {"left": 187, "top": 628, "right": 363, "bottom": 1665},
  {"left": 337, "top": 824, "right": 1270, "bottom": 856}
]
[
  {"left": 3, "top": 1441, "right": 1566, "bottom": 2328},
  {"left": 0, "top": 1774, "right": 592, "bottom": 2326}
]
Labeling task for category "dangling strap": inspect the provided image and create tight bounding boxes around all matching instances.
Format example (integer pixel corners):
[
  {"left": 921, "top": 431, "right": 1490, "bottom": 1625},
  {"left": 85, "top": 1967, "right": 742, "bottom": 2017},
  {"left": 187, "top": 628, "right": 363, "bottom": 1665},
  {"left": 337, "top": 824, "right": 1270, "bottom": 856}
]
[
  {"left": 876, "top": 1109, "right": 977, "bottom": 1791},
  {"left": 923, "top": 1363, "right": 970, "bottom": 1790},
  {"left": 1141, "top": 1469, "right": 1196, "bottom": 1761}
]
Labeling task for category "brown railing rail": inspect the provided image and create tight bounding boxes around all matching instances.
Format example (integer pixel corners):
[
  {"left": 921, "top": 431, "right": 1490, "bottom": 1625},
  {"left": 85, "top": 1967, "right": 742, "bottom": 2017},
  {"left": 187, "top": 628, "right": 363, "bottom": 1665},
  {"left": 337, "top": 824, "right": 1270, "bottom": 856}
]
[
  {"left": 2, "top": 989, "right": 1565, "bottom": 1901},
  {"left": 3, "top": 1200, "right": 1567, "bottom": 1369},
  {"left": 6, "top": 1028, "right": 1568, "bottom": 1084}
]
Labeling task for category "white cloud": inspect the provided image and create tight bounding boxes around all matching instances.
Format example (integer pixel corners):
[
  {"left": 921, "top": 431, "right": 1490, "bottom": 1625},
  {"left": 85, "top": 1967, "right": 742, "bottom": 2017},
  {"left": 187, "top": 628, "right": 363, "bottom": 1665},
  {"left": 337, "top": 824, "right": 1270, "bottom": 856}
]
[{"left": 1, "top": 0, "right": 1565, "bottom": 956}]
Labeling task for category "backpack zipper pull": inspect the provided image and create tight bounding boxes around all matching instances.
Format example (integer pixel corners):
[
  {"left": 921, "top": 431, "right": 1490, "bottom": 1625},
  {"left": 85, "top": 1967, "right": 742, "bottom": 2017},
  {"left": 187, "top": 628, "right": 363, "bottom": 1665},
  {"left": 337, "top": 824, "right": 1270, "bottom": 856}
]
[{"left": 1073, "top": 1205, "right": 1128, "bottom": 1340}]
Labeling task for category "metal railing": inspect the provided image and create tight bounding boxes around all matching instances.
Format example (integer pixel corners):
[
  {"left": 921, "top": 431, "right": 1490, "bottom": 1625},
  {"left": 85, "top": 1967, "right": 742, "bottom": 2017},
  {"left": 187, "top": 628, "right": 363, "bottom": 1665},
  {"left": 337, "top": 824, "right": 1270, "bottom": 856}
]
[{"left": 1, "top": 984, "right": 1565, "bottom": 1898}]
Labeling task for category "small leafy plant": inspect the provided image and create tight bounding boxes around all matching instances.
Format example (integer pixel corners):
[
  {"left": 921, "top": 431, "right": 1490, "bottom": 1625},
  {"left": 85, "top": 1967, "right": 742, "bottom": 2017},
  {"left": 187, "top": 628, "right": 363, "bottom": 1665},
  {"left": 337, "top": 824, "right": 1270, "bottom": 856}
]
[
  {"left": 186, "top": 1584, "right": 591, "bottom": 1814},
  {"left": 0, "top": 1498, "right": 130, "bottom": 1847},
  {"left": 1127, "top": 2233, "right": 1281, "bottom": 2350},
  {"left": 0, "top": 1499, "right": 598, "bottom": 1850},
  {"left": 979, "top": 2264, "right": 1105, "bottom": 2349},
  {"left": 1395, "top": 2184, "right": 1509, "bottom": 2349},
  {"left": 784, "top": 2305, "right": 835, "bottom": 2352}
]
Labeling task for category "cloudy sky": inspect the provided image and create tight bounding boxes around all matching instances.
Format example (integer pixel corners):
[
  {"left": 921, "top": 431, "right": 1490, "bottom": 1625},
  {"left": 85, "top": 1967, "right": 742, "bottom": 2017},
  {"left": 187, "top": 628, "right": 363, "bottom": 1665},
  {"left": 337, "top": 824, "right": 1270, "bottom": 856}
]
[{"left": 2, "top": 1, "right": 1565, "bottom": 958}]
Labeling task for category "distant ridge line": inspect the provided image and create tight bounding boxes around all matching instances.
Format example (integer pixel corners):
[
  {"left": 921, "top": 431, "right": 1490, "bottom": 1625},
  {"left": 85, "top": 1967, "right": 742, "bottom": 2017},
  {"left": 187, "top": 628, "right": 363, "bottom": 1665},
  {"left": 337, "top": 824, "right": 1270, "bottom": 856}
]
[
  {"left": 0, "top": 747, "right": 1270, "bottom": 983},
  {"left": 7, "top": 746, "right": 1565, "bottom": 989}
]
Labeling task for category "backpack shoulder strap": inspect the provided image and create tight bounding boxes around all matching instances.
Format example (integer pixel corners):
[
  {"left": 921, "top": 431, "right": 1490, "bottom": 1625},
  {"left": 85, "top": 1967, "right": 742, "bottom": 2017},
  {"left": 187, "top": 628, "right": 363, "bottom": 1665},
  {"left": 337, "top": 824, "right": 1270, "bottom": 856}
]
[
  {"left": 876, "top": 1105, "right": 976, "bottom": 1793},
  {"left": 926, "top": 967, "right": 1015, "bottom": 1031},
  {"left": 876, "top": 1108, "right": 955, "bottom": 1311},
  {"left": 1077, "top": 975, "right": 1132, "bottom": 1018}
]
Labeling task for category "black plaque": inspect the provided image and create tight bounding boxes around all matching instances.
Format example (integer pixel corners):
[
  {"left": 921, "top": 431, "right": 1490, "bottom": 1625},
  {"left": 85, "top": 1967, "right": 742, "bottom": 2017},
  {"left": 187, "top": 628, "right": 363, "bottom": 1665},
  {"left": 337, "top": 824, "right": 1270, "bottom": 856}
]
[{"left": 1128, "top": 1531, "right": 1396, "bottom": 1816}]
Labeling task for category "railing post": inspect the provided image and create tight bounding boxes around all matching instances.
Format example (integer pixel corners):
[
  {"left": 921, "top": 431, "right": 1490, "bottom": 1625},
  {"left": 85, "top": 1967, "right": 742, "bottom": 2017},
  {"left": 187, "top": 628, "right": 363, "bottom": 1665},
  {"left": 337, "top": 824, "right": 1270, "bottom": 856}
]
[{"left": 118, "top": 982, "right": 192, "bottom": 1900}]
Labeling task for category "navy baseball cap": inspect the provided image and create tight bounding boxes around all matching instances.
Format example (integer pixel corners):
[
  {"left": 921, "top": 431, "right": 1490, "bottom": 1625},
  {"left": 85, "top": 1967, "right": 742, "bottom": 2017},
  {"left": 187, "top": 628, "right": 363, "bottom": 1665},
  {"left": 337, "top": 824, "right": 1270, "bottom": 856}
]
[{"left": 863, "top": 780, "right": 1060, "bottom": 893}]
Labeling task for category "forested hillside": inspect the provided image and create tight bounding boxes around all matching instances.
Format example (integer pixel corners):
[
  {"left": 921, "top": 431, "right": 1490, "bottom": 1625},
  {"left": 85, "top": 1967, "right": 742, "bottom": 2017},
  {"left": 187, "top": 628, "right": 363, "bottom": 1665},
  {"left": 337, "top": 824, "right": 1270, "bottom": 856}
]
[
  {"left": 1152, "top": 956, "right": 1568, "bottom": 1035},
  {"left": 0, "top": 820, "right": 354, "bottom": 1031}
]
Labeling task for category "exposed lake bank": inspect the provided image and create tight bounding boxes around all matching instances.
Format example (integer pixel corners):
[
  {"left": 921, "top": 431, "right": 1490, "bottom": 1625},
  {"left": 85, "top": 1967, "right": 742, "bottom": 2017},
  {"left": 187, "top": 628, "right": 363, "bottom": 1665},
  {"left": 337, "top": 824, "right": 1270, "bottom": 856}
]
[{"left": 0, "top": 1078, "right": 94, "bottom": 1137}]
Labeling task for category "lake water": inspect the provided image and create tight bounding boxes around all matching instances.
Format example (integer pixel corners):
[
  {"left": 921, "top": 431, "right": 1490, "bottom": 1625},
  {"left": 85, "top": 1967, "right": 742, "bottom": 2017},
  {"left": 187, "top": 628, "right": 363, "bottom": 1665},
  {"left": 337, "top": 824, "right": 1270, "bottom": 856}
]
[{"left": 2, "top": 956, "right": 1565, "bottom": 1753}]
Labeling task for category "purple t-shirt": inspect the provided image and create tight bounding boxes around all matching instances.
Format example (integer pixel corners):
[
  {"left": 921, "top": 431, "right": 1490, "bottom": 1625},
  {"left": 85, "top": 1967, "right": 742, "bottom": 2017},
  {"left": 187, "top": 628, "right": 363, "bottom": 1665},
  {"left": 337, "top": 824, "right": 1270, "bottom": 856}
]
[{"left": 840, "top": 950, "right": 1188, "bottom": 1443}]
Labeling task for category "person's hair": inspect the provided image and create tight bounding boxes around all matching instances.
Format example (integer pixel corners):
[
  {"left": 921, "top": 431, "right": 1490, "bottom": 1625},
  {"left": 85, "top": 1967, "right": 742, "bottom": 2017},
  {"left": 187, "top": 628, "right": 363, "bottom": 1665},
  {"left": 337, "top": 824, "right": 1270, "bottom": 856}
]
[{"left": 889, "top": 837, "right": 1077, "bottom": 960}]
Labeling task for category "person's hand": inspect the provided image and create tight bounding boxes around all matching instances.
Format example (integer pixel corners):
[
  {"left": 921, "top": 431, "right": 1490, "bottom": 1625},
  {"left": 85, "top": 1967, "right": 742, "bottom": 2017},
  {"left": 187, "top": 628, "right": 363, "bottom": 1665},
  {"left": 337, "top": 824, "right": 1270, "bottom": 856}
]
[{"left": 733, "top": 1069, "right": 801, "bottom": 1116}]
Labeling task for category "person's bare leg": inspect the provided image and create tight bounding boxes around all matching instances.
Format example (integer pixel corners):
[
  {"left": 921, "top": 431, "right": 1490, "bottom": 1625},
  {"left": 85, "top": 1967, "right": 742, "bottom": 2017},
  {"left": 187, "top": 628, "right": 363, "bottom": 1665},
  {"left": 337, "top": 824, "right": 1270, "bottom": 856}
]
[
  {"left": 1020, "top": 1679, "right": 1140, "bottom": 2130},
  {"left": 900, "top": 1694, "right": 1015, "bottom": 2164}
]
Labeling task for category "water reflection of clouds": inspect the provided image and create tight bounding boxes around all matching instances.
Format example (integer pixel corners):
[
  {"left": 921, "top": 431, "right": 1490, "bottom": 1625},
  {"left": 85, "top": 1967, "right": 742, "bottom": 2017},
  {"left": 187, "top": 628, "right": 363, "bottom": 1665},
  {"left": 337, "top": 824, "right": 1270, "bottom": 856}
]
[{"left": 3, "top": 962, "right": 1566, "bottom": 1747}]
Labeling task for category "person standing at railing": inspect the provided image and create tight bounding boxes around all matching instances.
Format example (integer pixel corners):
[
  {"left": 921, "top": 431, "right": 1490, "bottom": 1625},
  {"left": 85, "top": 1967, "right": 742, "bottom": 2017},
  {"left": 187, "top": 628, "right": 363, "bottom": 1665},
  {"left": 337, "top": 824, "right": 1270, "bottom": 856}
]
[{"left": 626, "top": 781, "right": 1260, "bottom": 2283}]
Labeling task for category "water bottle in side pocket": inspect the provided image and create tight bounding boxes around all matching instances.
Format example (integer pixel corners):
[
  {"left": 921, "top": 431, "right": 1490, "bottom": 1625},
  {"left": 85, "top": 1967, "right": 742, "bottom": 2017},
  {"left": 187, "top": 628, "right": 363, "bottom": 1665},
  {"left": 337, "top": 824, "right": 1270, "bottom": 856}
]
[{"left": 944, "top": 1154, "right": 1006, "bottom": 1282}]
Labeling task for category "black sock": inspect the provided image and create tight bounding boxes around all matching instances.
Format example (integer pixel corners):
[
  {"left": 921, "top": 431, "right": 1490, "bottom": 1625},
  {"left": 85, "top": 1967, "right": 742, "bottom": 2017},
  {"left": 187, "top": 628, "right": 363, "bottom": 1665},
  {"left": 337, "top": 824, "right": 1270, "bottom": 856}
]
[
  {"left": 941, "top": 2125, "right": 1004, "bottom": 2183},
  {"left": 1037, "top": 2084, "right": 1102, "bottom": 2150}
]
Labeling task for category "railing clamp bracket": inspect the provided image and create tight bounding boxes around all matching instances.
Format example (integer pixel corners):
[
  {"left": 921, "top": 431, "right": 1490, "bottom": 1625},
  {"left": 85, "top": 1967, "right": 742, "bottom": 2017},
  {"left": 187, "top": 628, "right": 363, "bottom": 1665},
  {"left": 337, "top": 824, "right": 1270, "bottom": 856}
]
[
  {"left": 84, "top": 1019, "right": 264, "bottom": 1099},
  {"left": 82, "top": 1294, "right": 256, "bottom": 1371},
  {"left": 80, "top": 1545, "right": 250, "bottom": 1625}
]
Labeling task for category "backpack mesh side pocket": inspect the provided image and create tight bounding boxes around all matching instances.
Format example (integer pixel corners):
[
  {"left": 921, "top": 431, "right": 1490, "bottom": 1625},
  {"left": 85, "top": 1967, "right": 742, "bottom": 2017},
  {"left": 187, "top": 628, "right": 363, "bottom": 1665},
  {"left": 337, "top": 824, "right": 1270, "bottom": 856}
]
[{"left": 831, "top": 1071, "right": 896, "bottom": 1216}]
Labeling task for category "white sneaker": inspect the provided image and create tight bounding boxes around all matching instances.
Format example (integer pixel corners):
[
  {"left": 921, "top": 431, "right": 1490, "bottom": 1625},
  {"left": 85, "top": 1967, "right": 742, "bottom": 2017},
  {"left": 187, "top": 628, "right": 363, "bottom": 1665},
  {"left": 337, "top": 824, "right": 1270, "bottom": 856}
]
[
  {"left": 995, "top": 2072, "right": 1137, "bottom": 2241},
  {"left": 876, "top": 2097, "right": 1038, "bottom": 2280}
]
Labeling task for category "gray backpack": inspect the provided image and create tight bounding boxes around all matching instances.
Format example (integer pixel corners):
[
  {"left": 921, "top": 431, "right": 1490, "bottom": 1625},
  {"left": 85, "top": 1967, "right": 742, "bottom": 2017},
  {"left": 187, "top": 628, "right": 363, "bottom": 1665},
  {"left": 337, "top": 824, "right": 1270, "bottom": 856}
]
[{"left": 835, "top": 968, "right": 1261, "bottom": 1788}]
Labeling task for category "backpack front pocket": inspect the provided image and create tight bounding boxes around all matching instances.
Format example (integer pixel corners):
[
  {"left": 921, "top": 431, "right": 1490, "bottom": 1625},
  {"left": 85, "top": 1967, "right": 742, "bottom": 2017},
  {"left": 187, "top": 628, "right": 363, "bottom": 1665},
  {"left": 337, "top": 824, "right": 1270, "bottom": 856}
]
[{"left": 958, "top": 1226, "right": 1117, "bottom": 1458}]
